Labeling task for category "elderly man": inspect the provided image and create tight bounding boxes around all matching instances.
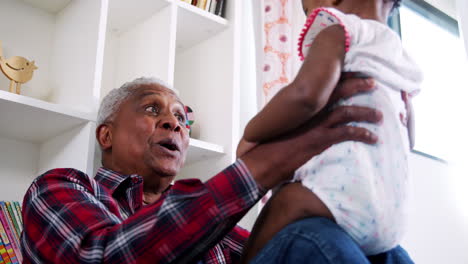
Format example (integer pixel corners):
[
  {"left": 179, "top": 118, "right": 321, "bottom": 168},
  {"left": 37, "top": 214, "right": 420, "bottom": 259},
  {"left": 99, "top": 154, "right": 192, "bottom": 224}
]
[{"left": 20, "top": 76, "right": 410, "bottom": 263}]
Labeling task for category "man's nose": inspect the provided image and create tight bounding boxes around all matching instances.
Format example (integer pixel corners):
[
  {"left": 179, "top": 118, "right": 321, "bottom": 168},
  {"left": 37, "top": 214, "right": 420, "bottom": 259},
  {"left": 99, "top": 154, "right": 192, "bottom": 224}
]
[{"left": 159, "top": 114, "right": 181, "bottom": 132}]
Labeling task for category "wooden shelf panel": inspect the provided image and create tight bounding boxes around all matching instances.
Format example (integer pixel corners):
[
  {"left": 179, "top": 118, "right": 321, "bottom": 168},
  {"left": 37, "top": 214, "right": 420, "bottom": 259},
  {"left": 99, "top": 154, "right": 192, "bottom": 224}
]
[
  {"left": 0, "top": 91, "right": 94, "bottom": 143},
  {"left": 176, "top": 1, "right": 228, "bottom": 51},
  {"left": 107, "top": 0, "right": 171, "bottom": 32}
]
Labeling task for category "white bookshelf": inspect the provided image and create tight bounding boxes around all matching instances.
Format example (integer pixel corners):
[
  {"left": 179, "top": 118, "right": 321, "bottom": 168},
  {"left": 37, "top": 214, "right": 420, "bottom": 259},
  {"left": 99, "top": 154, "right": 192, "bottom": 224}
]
[
  {"left": 0, "top": 90, "right": 94, "bottom": 142},
  {"left": 0, "top": 0, "right": 242, "bottom": 201},
  {"left": 176, "top": 0, "right": 228, "bottom": 50},
  {"left": 186, "top": 138, "right": 225, "bottom": 165}
]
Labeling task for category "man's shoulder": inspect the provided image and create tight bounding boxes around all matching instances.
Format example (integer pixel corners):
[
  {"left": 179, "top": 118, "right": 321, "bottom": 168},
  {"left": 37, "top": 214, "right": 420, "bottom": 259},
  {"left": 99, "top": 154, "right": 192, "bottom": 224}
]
[{"left": 33, "top": 168, "right": 94, "bottom": 187}]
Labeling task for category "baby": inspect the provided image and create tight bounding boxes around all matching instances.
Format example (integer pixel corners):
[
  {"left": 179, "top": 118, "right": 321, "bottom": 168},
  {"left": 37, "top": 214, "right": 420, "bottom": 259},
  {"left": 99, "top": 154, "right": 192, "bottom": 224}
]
[{"left": 239, "top": 0, "right": 422, "bottom": 260}]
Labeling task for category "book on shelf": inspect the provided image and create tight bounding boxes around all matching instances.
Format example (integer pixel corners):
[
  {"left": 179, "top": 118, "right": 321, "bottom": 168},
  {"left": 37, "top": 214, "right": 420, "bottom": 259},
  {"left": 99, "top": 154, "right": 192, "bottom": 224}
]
[
  {"left": 0, "top": 226, "right": 15, "bottom": 263},
  {"left": 11, "top": 204, "right": 21, "bottom": 227},
  {"left": 209, "top": 0, "right": 218, "bottom": 14},
  {"left": 197, "top": 0, "right": 207, "bottom": 10},
  {"left": 0, "top": 204, "right": 18, "bottom": 251},
  {"left": 214, "top": 0, "right": 226, "bottom": 17},
  {"left": 180, "top": 0, "right": 226, "bottom": 17},
  {"left": 205, "top": 0, "right": 212, "bottom": 11},
  {"left": 0, "top": 202, "right": 22, "bottom": 263},
  {"left": 0, "top": 237, "right": 10, "bottom": 264},
  {"left": 4, "top": 204, "right": 20, "bottom": 241}
]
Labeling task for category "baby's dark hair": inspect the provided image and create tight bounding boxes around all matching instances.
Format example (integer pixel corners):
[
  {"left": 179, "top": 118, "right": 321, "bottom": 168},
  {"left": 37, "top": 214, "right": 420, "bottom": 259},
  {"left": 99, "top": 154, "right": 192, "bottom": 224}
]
[{"left": 390, "top": 0, "right": 402, "bottom": 9}]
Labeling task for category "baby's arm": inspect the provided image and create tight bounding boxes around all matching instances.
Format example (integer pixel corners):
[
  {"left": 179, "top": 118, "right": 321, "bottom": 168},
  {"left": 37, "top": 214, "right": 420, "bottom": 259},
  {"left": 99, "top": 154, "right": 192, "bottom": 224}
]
[{"left": 243, "top": 25, "right": 347, "bottom": 143}]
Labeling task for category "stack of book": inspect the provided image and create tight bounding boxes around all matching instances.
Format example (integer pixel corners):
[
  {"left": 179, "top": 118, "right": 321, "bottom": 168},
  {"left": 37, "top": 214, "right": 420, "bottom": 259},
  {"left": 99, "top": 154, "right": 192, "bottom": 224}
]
[
  {"left": 180, "top": 0, "right": 227, "bottom": 17},
  {"left": 0, "top": 201, "right": 22, "bottom": 264}
]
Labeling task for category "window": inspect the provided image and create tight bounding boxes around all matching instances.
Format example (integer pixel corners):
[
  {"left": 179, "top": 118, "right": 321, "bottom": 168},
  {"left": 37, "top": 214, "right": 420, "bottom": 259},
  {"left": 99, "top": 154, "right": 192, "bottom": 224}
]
[{"left": 394, "top": 0, "right": 468, "bottom": 163}]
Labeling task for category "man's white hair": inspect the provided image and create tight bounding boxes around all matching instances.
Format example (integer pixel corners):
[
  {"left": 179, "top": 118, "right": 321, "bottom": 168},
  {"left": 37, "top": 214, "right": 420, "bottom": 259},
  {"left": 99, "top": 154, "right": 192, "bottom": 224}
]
[{"left": 97, "top": 77, "right": 173, "bottom": 126}]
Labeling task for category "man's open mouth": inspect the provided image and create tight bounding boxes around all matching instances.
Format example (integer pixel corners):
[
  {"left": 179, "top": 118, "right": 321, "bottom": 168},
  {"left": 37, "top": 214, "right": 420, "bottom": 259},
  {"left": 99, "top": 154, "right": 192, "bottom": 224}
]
[{"left": 157, "top": 139, "right": 180, "bottom": 152}]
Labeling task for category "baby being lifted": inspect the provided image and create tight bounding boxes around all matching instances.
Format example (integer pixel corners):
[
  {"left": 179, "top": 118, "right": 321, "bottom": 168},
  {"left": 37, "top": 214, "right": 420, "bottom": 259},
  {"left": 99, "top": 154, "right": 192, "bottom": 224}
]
[{"left": 239, "top": 0, "right": 422, "bottom": 261}]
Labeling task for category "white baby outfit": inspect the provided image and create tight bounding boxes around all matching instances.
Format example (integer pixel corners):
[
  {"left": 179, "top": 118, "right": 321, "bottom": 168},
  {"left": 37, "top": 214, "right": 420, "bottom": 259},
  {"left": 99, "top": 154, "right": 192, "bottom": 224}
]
[{"left": 294, "top": 7, "right": 422, "bottom": 255}]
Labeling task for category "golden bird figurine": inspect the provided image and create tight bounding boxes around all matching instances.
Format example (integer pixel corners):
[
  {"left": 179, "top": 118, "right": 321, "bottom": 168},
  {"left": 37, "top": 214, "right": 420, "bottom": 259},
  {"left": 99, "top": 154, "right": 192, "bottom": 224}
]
[{"left": 0, "top": 40, "right": 38, "bottom": 95}]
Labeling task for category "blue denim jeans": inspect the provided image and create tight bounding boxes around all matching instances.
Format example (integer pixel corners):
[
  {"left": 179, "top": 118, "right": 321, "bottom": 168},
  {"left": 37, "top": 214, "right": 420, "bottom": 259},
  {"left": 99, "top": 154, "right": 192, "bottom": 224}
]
[{"left": 250, "top": 217, "right": 414, "bottom": 264}]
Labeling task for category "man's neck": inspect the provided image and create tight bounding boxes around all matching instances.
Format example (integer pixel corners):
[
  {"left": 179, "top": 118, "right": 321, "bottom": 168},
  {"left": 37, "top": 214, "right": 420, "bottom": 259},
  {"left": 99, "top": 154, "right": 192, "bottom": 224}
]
[{"left": 143, "top": 192, "right": 162, "bottom": 205}]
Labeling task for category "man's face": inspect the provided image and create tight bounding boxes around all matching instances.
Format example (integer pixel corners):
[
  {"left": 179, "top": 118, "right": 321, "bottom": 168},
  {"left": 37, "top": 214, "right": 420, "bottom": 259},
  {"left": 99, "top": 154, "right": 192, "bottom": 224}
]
[{"left": 110, "top": 84, "right": 189, "bottom": 178}]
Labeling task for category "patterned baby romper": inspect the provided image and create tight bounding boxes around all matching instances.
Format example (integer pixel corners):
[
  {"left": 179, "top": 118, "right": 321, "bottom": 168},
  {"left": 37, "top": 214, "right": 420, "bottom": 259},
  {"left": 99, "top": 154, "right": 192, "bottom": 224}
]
[{"left": 294, "top": 7, "right": 423, "bottom": 255}]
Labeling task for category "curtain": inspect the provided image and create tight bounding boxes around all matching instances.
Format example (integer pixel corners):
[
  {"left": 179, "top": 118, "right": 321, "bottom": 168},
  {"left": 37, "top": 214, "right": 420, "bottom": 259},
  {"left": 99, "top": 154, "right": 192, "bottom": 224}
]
[
  {"left": 252, "top": 0, "right": 304, "bottom": 108},
  {"left": 251, "top": 0, "right": 305, "bottom": 208}
]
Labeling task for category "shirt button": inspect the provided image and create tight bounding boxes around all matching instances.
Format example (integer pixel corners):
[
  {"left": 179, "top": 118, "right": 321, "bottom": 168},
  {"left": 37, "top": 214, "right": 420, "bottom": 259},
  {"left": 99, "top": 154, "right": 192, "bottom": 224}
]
[{"left": 132, "top": 177, "right": 140, "bottom": 183}]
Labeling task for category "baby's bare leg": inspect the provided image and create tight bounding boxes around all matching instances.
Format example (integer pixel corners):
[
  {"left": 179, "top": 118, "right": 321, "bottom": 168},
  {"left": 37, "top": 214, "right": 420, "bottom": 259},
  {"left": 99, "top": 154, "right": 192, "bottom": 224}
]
[{"left": 241, "top": 182, "right": 334, "bottom": 264}]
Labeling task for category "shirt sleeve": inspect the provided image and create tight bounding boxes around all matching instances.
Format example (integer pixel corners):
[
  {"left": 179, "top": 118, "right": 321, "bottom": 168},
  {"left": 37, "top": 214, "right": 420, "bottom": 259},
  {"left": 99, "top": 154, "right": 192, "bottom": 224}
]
[
  {"left": 202, "top": 225, "right": 250, "bottom": 264},
  {"left": 21, "top": 160, "right": 264, "bottom": 264},
  {"left": 298, "top": 7, "right": 351, "bottom": 61}
]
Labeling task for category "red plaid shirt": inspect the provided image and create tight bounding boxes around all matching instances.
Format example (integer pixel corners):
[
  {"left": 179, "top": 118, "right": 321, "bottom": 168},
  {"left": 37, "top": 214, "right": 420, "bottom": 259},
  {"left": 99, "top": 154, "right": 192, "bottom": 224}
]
[{"left": 20, "top": 160, "right": 264, "bottom": 263}]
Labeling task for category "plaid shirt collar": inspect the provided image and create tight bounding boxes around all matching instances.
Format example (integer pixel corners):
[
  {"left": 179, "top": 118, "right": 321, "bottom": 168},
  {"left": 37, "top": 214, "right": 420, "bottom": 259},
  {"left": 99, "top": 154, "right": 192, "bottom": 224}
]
[{"left": 94, "top": 167, "right": 142, "bottom": 195}]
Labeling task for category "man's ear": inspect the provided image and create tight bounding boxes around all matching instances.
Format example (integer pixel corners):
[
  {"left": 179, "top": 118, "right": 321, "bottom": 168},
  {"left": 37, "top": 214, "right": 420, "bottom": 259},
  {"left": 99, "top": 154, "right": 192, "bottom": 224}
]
[{"left": 96, "top": 123, "right": 113, "bottom": 151}]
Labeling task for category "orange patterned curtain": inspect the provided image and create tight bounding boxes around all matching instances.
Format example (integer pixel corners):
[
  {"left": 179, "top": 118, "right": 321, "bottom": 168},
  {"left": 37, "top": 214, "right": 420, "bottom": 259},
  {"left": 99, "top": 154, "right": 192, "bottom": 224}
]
[
  {"left": 260, "top": 0, "right": 294, "bottom": 104},
  {"left": 254, "top": 0, "right": 299, "bottom": 208}
]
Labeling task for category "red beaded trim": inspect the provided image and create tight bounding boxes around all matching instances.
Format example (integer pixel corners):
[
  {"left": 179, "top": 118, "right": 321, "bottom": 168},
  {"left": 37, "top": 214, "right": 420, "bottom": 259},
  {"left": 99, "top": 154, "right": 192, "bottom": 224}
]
[{"left": 297, "top": 8, "right": 351, "bottom": 61}]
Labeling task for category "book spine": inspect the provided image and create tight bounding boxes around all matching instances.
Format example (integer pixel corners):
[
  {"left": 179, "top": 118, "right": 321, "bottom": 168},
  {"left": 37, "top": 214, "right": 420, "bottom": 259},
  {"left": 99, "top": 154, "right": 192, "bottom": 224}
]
[
  {"left": 12, "top": 203, "right": 21, "bottom": 228},
  {"left": 214, "top": 0, "right": 222, "bottom": 15},
  {"left": 0, "top": 237, "right": 10, "bottom": 264},
  {"left": 6, "top": 202, "right": 21, "bottom": 238},
  {"left": 10, "top": 203, "right": 22, "bottom": 263},
  {"left": 0, "top": 213, "right": 15, "bottom": 264},
  {"left": 197, "top": 0, "right": 207, "bottom": 9},
  {"left": 205, "top": 0, "right": 212, "bottom": 11},
  {"left": 215, "top": 0, "right": 226, "bottom": 17},
  {"left": 10, "top": 204, "right": 21, "bottom": 235},
  {"left": 209, "top": 0, "right": 217, "bottom": 13},
  {"left": 2, "top": 205, "right": 19, "bottom": 247},
  {"left": 0, "top": 204, "right": 19, "bottom": 263}
]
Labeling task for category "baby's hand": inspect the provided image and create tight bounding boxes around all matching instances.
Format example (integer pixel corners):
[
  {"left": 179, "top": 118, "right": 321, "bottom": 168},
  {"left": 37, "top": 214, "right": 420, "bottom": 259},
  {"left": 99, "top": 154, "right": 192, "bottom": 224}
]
[{"left": 236, "top": 138, "right": 258, "bottom": 158}]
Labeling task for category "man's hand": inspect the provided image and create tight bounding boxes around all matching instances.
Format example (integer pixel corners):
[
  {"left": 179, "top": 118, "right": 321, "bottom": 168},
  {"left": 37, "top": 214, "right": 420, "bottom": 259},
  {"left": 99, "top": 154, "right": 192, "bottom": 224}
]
[
  {"left": 237, "top": 138, "right": 258, "bottom": 158},
  {"left": 241, "top": 76, "right": 381, "bottom": 190}
]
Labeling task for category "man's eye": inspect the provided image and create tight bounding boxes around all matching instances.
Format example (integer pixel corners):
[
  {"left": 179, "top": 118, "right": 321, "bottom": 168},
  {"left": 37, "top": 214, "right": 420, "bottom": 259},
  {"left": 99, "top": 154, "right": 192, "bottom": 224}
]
[
  {"left": 176, "top": 114, "right": 186, "bottom": 123},
  {"left": 145, "top": 106, "right": 159, "bottom": 114}
]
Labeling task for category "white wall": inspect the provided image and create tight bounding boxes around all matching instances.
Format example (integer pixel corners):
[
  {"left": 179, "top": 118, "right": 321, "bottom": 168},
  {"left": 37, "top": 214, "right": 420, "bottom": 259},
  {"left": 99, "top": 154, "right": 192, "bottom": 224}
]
[
  {"left": 38, "top": 122, "right": 95, "bottom": 176},
  {"left": 236, "top": 0, "right": 259, "bottom": 231},
  {"left": 458, "top": 0, "right": 468, "bottom": 59},
  {"left": 403, "top": 153, "right": 468, "bottom": 263},
  {"left": 0, "top": 137, "right": 39, "bottom": 202}
]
